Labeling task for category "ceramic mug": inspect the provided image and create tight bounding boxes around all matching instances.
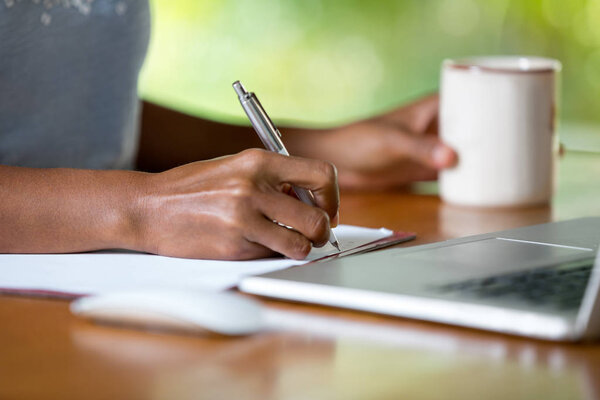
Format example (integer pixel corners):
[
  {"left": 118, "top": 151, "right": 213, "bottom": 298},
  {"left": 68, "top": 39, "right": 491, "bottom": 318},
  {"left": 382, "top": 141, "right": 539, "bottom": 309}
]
[{"left": 439, "top": 56, "right": 561, "bottom": 207}]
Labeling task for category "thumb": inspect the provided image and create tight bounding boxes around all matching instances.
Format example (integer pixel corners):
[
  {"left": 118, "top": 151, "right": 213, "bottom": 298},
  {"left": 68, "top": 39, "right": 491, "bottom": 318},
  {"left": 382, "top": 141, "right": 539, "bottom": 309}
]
[{"left": 393, "top": 132, "right": 457, "bottom": 170}]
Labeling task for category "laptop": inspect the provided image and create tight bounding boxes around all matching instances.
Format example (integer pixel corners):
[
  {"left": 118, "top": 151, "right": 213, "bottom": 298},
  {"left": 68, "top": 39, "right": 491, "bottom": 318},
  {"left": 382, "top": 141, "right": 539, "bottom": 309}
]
[{"left": 240, "top": 217, "right": 600, "bottom": 341}]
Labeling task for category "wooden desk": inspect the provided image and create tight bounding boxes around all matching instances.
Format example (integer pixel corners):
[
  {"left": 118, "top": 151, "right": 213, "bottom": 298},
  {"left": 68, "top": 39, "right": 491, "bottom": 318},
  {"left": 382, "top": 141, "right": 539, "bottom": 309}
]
[{"left": 1, "top": 151, "right": 598, "bottom": 400}]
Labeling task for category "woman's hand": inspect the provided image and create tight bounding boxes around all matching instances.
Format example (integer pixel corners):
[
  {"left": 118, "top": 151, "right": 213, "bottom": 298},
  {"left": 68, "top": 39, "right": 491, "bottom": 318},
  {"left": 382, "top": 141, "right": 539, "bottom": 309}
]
[
  {"left": 134, "top": 149, "right": 339, "bottom": 260},
  {"left": 0, "top": 149, "right": 338, "bottom": 260},
  {"left": 286, "top": 94, "right": 457, "bottom": 190}
]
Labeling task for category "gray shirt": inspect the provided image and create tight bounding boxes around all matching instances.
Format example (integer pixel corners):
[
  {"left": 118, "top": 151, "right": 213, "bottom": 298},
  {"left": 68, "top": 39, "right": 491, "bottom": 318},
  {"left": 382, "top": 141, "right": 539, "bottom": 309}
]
[{"left": 0, "top": 0, "right": 150, "bottom": 169}]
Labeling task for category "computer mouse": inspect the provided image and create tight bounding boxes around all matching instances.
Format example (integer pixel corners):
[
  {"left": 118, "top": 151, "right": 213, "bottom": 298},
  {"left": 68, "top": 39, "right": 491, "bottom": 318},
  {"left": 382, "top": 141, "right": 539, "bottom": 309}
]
[{"left": 70, "top": 289, "right": 263, "bottom": 336}]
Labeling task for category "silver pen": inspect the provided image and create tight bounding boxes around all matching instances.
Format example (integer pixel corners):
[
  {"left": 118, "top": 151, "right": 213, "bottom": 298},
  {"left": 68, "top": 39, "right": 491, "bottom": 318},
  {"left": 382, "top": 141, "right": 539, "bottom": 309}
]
[{"left": 233, "top": 80, "right": 340, "bottom": 251}]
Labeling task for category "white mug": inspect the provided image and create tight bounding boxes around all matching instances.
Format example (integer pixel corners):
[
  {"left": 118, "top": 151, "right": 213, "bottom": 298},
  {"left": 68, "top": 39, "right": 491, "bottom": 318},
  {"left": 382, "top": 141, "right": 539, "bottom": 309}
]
[{"left": 439, "top": 56, "right": 561, "bottom": 207}]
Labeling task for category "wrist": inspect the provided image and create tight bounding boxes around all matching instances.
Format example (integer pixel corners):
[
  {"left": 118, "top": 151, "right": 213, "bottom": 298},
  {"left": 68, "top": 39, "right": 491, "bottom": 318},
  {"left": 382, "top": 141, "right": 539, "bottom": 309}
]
[{"left": 109, "top": 170, "right": 154, "bottom": 253}]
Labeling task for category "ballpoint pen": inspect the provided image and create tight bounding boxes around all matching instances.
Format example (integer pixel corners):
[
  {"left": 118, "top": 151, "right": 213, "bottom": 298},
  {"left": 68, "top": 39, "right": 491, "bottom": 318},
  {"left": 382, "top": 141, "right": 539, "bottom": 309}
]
[{"left": 232, "top": 80, "right": 341, "bottom": 252}]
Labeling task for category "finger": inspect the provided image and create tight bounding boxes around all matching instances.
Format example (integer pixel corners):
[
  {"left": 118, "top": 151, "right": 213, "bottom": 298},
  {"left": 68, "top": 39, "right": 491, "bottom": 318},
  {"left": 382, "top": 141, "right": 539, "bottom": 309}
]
[
  {"left": 265, "top": 154, "right": 340, "bottom": 221},
  {"left": 230, "top": 240, "right": 276, "bottom": 261},
  {"left": 245, "top": 215, "right": 313, "bottom": 260},
  {"left": 378, "top": 93, "right": 440, "bottom": 134},
  {"left": 381, "top": 125, "right": 456, "bottom": 170},
  {"left": 338, "top": 162, "right": 438, "bottom": 191},
  {"left": 256, "top": 191, "right": 331, "bottom": 247}
]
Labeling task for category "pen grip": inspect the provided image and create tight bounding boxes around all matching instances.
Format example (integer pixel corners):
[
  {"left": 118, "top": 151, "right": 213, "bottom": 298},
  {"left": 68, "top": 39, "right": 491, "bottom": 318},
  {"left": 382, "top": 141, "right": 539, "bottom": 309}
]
[
  {"left": 294, "top": 185, "right": 340, "bottom": 248},
  {"left": 292, "top": 186, "right": 317, "bottom": 207}
]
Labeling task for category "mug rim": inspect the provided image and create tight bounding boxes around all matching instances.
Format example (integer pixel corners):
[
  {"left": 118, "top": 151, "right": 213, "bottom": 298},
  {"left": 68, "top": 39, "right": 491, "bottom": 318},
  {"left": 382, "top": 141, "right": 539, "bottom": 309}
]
[{"left": 444, "top": 56, "right": 562, "bottom": 74}]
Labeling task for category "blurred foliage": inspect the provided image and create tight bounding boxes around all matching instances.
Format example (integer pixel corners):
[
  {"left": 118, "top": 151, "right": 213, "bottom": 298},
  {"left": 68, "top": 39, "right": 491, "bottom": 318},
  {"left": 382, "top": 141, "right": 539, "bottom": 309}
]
[{"left": 139, "top": 0, "right": 600, "bottom": 127}]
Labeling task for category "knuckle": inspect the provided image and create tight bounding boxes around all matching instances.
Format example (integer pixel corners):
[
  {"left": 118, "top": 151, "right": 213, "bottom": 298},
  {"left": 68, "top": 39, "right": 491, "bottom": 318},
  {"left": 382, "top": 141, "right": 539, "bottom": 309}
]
[
  {"left": 312, "top": 159, "right": 336, "bottom": 181},
  {"left": 290, "top": 236, "right": 311, "bottom": 259},
  {"left": 228, "top": 245, "right": 251, "bottom": 260},
  {"left": 220, "top": 199, "right": 251, "bottom": 231},
  {"left": 212, "top": 240, "right": 231, "bottom": 260},
  {"left": 229, "top": 204, "right": 250, "bottom": 228},
  {"left": 240, "top": 148, "right": 269, "bottom": 171},
  {"left": 415, "top": 138, "right": 437, "bottom": 155},
  {"left": 321, "top": 161, "right": 337, "bottom": 181},
  {"left": 220, "top": 237, "right": 250, "bottom": 260},
  {"left": 229, "top": 178, "right": 256, "bottom": 200},
  {"left": 306, "top": 209, "right": 329, "bottom": 241}
]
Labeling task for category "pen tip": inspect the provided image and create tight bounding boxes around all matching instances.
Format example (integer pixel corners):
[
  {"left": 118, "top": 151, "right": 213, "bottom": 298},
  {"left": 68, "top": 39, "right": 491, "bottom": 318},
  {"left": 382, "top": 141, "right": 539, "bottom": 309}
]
[{"left": 332, "top": 241, "right": 341, "bottom": 252}]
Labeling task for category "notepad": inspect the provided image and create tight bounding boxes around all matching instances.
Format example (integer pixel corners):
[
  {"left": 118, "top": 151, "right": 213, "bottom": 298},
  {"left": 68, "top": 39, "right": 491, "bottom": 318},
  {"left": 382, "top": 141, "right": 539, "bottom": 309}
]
[{"left": 0, "top": 225, "right": 414, "bottom": 299}]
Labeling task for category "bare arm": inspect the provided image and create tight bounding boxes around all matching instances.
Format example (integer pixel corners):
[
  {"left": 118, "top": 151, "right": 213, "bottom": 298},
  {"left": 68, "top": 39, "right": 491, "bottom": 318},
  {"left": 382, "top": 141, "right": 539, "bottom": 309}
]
[
  {"left": 0, "top": 150, "right": 339, "bottom": 260},
  {"left": 0, "top": 165, "right": 141, "bottom": 254},
  {"left": 136, "top": 102, "right": 262, "bottom": 172},
  {"left": 138, "top": 95, "right": 456, "bottom": 190}
]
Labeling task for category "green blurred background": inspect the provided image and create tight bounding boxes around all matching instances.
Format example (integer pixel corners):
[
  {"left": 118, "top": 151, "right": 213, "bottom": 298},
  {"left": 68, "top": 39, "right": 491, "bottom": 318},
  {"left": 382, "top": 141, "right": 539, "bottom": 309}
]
[{"left": 139, "top": 0, "right": 600, "bottom": 128}]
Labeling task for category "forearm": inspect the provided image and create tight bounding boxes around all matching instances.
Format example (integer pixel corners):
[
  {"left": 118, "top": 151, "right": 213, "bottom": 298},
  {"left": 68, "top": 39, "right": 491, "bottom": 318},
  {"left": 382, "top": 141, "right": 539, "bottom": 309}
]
[
  {"left": 0, "top": 166, "right": 144, "bottom": 253},
  {"left": 136, "top": 101, "right": 333, "bottom": 171},
  {"left": 137, "top": 102, "right": 263, "bottom": 171}
]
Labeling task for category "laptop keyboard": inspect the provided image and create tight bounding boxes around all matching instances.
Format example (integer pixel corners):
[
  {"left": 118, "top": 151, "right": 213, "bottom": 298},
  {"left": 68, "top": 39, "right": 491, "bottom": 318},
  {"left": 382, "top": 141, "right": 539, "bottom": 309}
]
[{"left": 437, "top": 259, "right": 595, "bottom": 311}]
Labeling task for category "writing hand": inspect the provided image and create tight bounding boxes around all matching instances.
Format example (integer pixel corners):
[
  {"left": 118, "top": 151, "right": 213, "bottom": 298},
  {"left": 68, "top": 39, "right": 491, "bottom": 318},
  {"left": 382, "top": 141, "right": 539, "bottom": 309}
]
[{"left": 135, "top": 149, "right": 339, "bottom": 260}]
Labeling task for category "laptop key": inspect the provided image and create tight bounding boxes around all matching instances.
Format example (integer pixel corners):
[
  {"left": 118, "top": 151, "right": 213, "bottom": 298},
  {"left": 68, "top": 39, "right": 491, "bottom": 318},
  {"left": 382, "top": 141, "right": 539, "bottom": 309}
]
[{"left": 437, "top": 260, "right": 594, "bottom": 311}]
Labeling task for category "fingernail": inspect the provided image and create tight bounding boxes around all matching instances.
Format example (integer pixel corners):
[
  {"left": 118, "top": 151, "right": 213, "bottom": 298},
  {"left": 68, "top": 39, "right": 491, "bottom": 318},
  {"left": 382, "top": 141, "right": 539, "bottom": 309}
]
[{"left": 432, "top": 145, "right": 455, "bottom": 168}]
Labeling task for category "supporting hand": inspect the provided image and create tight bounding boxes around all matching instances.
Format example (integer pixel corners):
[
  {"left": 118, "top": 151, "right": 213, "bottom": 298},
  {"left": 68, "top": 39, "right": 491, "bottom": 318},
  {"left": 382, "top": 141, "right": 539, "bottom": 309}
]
[{"left": 286, "top": 94, "right": 456, "bottom": 190}]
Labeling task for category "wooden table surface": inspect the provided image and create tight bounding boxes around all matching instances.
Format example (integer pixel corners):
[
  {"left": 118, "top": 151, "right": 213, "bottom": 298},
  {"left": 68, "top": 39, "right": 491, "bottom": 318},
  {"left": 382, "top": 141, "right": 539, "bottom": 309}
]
[{"left": 1, "top": 150, "right": 599, "bottom": 400}]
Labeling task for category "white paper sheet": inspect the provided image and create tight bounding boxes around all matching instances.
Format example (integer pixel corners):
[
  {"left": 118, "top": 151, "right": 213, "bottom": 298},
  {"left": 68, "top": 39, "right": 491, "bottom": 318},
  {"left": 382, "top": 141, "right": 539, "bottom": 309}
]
[{"left": 0, "top": 225, "right": 392, "bottom": 297}]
